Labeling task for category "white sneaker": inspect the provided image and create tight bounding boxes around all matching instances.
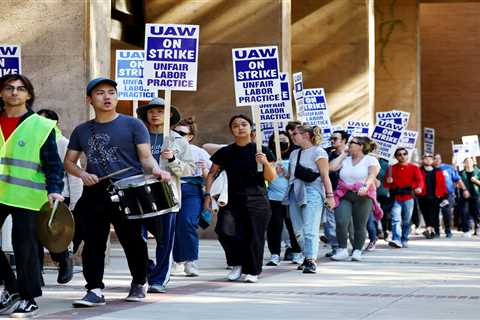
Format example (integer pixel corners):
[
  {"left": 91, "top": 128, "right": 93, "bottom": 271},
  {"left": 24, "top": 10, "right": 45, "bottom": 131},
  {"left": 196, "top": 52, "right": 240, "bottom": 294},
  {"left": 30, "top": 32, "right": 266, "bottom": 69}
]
[
  {"left": 351, "top": 249, "right": 362, "bottom": 262},
  {"left": 464, "top": 231, "right": 472, "bottom": 238},
  {"left": 291, "top": 253, "right": 304, "bottom": 265},
  {"left": 227, "top": 266, "right": 242, "bottom": 281},
  {"left": 184, "top": 261, "right": 199, "bottom": 277},
  {"left": 171, "top": 262, "right": 185, "bottom": 276},
  {"left": 266, "top": 254, "right": 280, "bottom": 266},
  {"left": 330, "top": 248, "right": 349, "bottom": 261},
  {"left": 244, "top": 274, "right": 258, "bottom": 283}
]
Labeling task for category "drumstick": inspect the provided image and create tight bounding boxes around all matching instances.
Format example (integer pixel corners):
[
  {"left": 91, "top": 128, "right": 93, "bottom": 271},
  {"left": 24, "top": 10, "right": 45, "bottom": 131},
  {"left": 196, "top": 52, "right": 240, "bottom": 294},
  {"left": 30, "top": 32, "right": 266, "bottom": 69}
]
[{"left": 98, "top": 167, "right": 133, "bottom": 182}]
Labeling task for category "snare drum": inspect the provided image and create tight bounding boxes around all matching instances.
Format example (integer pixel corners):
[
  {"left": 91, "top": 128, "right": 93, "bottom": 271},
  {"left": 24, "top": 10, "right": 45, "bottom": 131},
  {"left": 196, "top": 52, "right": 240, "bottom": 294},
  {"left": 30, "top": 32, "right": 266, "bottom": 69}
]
[{"left": 112, "top": 174, "right": 179, "bottom": 219}]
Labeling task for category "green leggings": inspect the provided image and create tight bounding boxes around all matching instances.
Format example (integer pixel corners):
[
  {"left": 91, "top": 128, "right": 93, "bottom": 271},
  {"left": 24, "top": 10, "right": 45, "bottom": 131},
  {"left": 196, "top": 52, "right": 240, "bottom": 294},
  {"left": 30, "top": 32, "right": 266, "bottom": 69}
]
[{"left": 335, "top": 191, "right": 373, "bottom": 250}]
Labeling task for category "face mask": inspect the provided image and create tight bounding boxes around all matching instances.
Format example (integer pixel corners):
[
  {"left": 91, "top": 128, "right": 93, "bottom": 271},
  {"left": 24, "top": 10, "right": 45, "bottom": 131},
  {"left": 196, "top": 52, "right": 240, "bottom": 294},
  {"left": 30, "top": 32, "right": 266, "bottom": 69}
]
[{"left": 280, "top": 142, "right": 289, "bottom": 151}]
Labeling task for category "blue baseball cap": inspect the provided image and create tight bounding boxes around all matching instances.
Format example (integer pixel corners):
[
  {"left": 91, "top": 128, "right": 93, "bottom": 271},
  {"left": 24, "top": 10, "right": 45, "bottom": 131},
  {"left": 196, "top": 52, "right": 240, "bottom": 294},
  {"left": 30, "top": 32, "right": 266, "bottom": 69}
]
[{"left": 86, "top": 77, "right": 117, "bottom": 96}]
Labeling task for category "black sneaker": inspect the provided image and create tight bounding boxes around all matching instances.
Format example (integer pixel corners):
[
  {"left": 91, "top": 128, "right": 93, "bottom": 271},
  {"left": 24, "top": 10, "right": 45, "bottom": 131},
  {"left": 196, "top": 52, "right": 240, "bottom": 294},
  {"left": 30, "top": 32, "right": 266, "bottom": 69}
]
[
  {"left": 325, "top": 248, "right": 337, "bottom": 258},
  {"left": 320, "top": 235, "right": 329, "bottom": 244},
  {"left": 0, "top": 290, "right": 20, "bottom": 315},
  {"left": 72, "top": 291, "right": 106, "bottom": 307},
  {"left": 283, "top": 247, "right": 293, "bottom": 261},
  {"left": 296, "top": 259, "right": 306, "bottom": 270},
  {"left": 125, "top": 283, "right": 147, "bottom": 302},
  {"left": 57, "top": 253, "right": 74, "bottom": 284},
  {"left": 10, "top": 299, "right": 38, "bottom": 318},
  {"left": 302, "top": 259, "right": 317, "bottom": 274}
]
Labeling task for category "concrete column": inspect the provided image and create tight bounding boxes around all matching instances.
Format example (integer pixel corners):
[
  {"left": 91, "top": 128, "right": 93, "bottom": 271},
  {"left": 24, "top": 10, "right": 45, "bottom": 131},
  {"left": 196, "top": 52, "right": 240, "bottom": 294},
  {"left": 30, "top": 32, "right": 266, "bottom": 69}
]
[{"left": 374, "top": 0, "right": 420, "bottom": 131}]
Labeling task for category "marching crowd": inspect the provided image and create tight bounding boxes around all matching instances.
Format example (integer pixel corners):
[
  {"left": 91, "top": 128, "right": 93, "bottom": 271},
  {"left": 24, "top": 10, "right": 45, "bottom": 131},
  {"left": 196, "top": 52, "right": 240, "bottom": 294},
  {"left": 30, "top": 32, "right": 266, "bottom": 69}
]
[{"left": 0, "top": 74, "right": 478, "bottom": 317}]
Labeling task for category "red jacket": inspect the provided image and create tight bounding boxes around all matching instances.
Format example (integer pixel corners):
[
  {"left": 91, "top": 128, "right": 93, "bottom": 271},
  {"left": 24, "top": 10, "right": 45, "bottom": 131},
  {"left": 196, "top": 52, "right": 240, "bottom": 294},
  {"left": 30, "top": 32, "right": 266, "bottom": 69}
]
[
  {"left": 384, "top": 163, "right": 424, "bottom": 201},
  {"left": 417, "top": 167, "right": 448, "bottom": 198}
]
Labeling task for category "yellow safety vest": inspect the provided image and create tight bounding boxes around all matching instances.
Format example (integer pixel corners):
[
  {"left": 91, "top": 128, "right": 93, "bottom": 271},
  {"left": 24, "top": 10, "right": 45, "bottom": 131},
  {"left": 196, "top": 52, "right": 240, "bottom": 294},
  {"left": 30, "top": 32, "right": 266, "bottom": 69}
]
[{"left": 0, "top": 113, "right": 56, "bottom": 210}]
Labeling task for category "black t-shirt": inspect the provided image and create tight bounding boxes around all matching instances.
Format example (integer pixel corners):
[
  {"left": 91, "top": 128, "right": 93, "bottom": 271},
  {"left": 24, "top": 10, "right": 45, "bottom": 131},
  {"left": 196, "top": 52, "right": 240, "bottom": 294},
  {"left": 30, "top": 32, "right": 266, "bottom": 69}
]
[
  {"left": 211, "top": 143, "right": 275, "bottom": 195},
  {"left": 328, "top": 149, "right": 341, "bottom": 190},
  {"left": 423, "top": 168, "right": 436, "bottom": 199},
  {"left": 465, "top": 171, "right": 479, "bottom": 198}
]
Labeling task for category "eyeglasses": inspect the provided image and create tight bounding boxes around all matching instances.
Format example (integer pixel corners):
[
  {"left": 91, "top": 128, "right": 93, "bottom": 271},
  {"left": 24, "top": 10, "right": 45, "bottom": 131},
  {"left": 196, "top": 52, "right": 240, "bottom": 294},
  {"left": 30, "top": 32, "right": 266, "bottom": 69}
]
[
  {"left": 3, "top": 85, "right": 28, "bottom": 93},
  {"left": 349, "top": 141, "right": 362, "bottom": 146},
  {"left": 174, "top": 130, "right": 190, "bottom": 137}
]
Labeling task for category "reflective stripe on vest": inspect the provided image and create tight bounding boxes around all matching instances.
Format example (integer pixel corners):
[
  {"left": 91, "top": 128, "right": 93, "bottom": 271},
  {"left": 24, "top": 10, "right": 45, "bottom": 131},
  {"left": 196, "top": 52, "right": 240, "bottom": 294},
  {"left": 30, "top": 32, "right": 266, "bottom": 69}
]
[{"left": 0, "top": 114, "right": 56, "bottom": 210}]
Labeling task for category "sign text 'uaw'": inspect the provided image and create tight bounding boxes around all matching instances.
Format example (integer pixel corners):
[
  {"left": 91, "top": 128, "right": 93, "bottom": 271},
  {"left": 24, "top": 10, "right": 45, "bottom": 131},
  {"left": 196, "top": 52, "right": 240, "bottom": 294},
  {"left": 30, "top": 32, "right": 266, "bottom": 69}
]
[
  {"left": 258, "top": 72, "right": 293, "bottom": 123},
  {"left": 115, "top": 50, "right": 157, "bottom": 101},
  {"left": 232, "top": 46, "right": 281, "bottom": 106},
  {"left": 0, "top": 45, "right": 21, "bottom": 77},
  {"left": 371, "top": 120, "right": 405, "bottom": 160},
  {"left": 301, "top": 88, "right": 331, "bottom": 129},
  {"left": 144, "top": 24, "right": 199, "bottom": 91}
]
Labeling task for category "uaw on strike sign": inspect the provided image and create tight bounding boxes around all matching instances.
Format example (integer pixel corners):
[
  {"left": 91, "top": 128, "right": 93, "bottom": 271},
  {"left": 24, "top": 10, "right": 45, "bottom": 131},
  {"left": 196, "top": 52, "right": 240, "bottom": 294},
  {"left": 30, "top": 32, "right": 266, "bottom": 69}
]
[
  {"left": 0, "top": 45, "right": 21, "bottom": 77},
  {"left": 144, "top": 24, "right": 199, "bottom": 91},
  {"left": 115, "top": 50, "right": 157, "bottom": 100},
  {"left": 232, "top": 46, "right": 281, "bottom": 106},
  {"left": 258, "top": 72, "right": 293, "bottom": 122}
]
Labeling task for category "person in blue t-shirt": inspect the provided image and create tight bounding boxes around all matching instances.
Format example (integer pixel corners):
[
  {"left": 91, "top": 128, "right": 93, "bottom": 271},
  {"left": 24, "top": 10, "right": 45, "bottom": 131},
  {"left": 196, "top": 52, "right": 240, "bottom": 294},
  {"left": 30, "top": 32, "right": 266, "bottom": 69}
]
[{"left": 433, "top": 153, "right": 464, "bottom": 237}]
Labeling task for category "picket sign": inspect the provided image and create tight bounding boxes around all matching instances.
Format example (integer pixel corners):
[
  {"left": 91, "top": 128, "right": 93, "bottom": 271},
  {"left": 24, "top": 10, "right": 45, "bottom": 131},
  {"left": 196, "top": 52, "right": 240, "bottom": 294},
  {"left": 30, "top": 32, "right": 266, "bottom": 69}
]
[
  {"left": 461, "top": 135, "right": 480, "bottom": 157},
  {"left": 423, "top": 127, "right": 435, "bottom": 155},
  {"left": 292, "top": 72, "right": 304, "bottom": 120},
  {"left": 0, "top": 45, "right": 21, "bottom": 77}
]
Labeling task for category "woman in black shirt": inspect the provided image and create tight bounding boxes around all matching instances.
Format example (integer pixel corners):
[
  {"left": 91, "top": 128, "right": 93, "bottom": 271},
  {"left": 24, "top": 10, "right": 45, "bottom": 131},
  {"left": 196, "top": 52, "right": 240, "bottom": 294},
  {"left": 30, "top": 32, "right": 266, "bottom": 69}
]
[{"left": 204, "top": 115, "right": 276, "bottom": 283}]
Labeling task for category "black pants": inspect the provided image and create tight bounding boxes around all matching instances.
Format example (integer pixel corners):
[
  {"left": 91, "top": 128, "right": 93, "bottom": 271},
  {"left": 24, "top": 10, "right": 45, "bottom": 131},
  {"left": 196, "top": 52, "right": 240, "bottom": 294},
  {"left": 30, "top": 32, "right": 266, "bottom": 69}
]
[
  {"left": 0, "top": 204, "right": 42, "bottom": 300},
  {"left": 460, "top": 197, "right": 480, "bottom": 232},
  {"left": 378, "top": 195, "right": 393, "bottom": 234},
  {"left": 266, "top": 200, "right": 300, "bottom": 255},
  {"left": 439, "top": 193, "right": 455, "bottom": 235},
  {"left": 76, "top": 182, "right": 148, "bottom": 290},
  {"left": 216, "top": 194, "right": 271, "bottom": 276},
  {"left": 418, "top": 197, "right": 440, "bottom": 229},
  {"left": 411, "top": 197, "right": 421, "bottom": 227}
]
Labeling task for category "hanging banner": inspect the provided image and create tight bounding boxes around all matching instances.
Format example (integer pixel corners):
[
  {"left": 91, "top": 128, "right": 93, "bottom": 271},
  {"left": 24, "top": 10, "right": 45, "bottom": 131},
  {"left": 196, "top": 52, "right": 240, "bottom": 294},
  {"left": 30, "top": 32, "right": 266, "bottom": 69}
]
[
  {"left": 461, "top": 135, "right": 480, "bottom": 157},
  {"left": 399, "top": 130, "right": 418, "bottom": 150},
  {"left": 258, "top": 72, "right": 293, "bottom": 122},
  {"left": 0, "top": 45, "right": 21, "bottom": 77},
  {"left": 292, "top": 72, "right": 304, "bottom": 118},
  {"left": 371, "top": 120, "right": 405, "bottom": 160},
  {"left": 424, "top": 127, "right": 435, "bottom": 155},
  {"left": 115, "top": 50, "right": 157, "bottom": 101},
  {"left": 345, "top": 120, "right": 370, "bottom": 137},
  {"left": 232, "top": 46, "right": 281, "bottom": 106},
  {"left": 143, "top": 23, "right": 199, "bottom": 91}
]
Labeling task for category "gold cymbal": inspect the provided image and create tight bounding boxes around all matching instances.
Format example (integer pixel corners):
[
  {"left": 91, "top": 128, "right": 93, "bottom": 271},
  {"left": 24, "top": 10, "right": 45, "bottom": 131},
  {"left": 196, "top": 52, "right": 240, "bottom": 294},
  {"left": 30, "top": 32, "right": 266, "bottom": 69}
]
[{"left": 36, "top": 201, "right": 75, "bottom": 253}]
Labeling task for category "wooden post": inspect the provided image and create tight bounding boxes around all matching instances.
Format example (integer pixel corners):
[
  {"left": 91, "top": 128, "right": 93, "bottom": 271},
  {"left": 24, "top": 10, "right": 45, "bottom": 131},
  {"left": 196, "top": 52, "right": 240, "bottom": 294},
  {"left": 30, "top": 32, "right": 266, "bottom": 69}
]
[
  {"left": 132, "top": 100, "right": 138, "bottom": 118},
  {"left": 273, "top": 122, "right": 281, "bottom": 161},
  {"left": 163, "top": 90, "right": 172, "bottom": 146},
  {"left": 251, "top": 105, "right": 263, "bottom": 172}
]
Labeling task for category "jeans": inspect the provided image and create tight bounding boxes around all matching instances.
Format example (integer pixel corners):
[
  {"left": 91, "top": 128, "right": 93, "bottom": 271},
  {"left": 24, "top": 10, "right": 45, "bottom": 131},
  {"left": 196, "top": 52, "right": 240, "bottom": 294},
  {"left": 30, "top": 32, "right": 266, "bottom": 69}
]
[
  {"left": 335, "top": 191, "right": 372, "bottom": 250},
  {"left": 173, "top": 183, "right": 202, "bottom": 262},
  {"left": 324, "top": 207, "right": 338, "bottom": 248},
  {"left": 0, "top": 205, "right": 42, "bottom": 300},
  {"left": 144, "top": 212, "right": 176, "bottom": 286},
  {"left": 288, "top": 186, "right": 324, "bottom": 260},
  {"left": 367, "top": 213, "right": 377, "bottom": 241},
  {"left": 440, "top": 193, "right": 455, "bottom": 235},
  {"left": 390, "top": 199, "right": 414, "bottom": 243}
]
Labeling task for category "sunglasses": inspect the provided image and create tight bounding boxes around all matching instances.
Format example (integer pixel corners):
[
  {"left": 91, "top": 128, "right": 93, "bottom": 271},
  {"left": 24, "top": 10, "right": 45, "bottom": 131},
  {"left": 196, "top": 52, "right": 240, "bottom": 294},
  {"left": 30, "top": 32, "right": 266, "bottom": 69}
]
[
  {"left": 349, "top": 141, "right": 362, "bottom": 146},
  {"left": 174, "top": 130, "right": 190, "bottom": 137}
]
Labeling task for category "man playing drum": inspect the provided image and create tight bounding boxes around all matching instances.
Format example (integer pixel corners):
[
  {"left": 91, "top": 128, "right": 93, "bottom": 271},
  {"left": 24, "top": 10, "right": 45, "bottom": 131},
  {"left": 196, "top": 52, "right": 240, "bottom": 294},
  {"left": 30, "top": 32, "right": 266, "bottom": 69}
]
[{"left": 64, "top": 78, "right": 171, "bottom": 307}]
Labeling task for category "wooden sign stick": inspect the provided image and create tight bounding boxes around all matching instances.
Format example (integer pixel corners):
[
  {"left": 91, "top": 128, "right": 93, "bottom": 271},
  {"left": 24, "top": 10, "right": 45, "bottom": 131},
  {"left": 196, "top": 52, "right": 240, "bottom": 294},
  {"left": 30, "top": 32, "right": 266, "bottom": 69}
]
[
  {"left": 132, "top": 100, "right": 138, "bottom": 118},
  {"left": 251, "top": 105, "right": 263, "bottom": 172},
  {"left": 163, "top": 89, "right": 172, "bottom": 147},
  {"left": 273, "top": 122, "right": 281, "bottom": 162}
]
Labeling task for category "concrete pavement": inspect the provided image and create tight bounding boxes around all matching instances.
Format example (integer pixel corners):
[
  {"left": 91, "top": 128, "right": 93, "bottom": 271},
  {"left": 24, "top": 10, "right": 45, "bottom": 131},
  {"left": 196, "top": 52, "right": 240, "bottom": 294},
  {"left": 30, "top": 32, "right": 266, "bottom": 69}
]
[{"left": 2, "top": 232, "right": 480, "bottom": 319}]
